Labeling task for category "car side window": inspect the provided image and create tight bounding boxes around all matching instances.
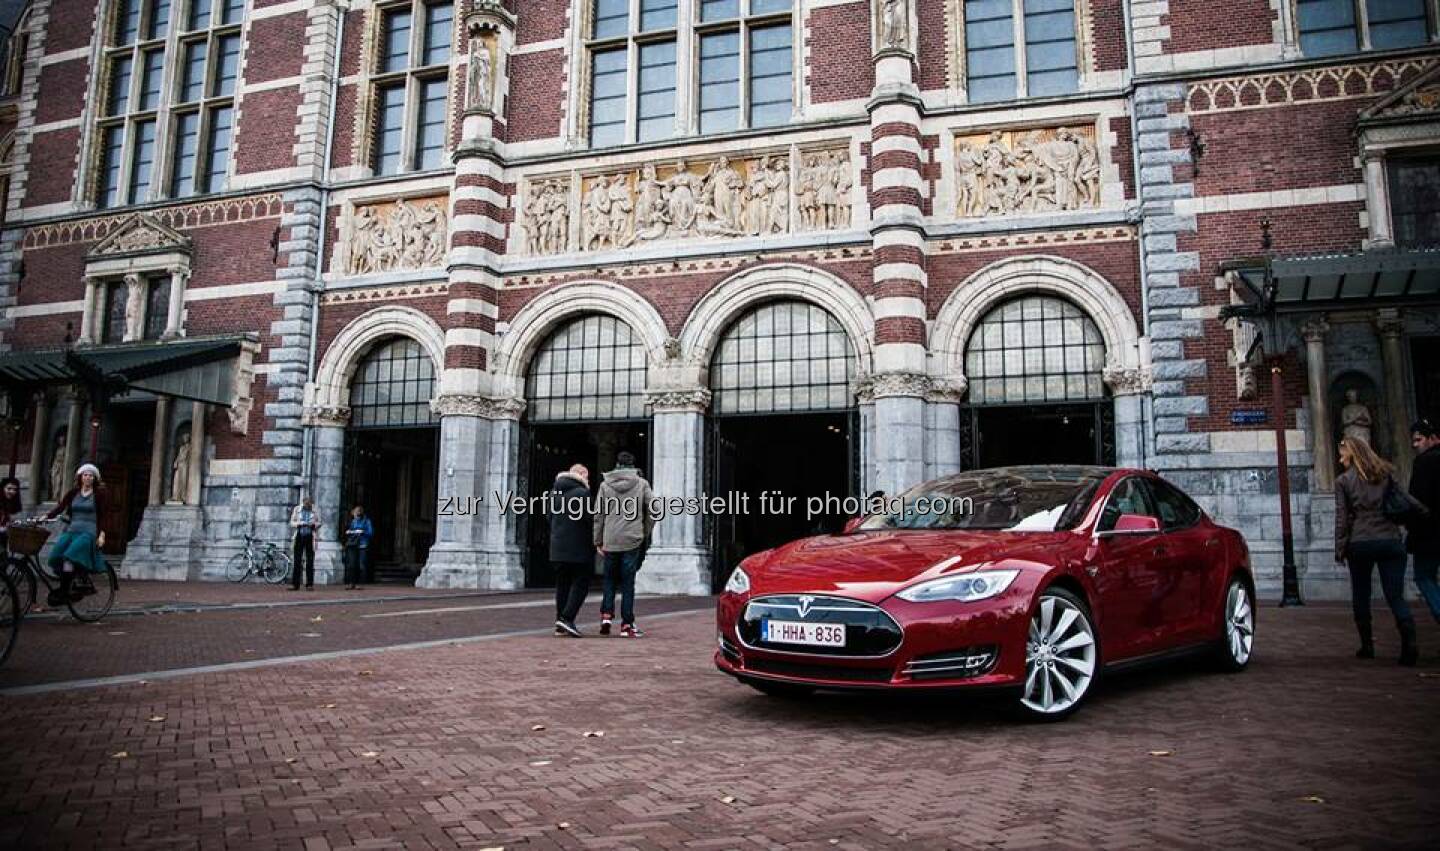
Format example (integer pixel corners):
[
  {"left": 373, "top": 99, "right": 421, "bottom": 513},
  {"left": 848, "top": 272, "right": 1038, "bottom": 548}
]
[
  {"left": 1098, "top": 477, "right": 1156, "bottom": 532},
  {"left": 1145, "top": 478, "right": 1201, "bottom": 531}
]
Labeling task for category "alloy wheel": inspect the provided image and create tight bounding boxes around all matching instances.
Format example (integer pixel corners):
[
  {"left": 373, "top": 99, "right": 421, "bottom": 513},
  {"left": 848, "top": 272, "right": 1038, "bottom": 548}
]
[
  {"left": 1022, "top": 591, "right": 1097, "bottom": 717},
  {"left": 1224, "top": 580, "right": 1254, "bottom": 667}
]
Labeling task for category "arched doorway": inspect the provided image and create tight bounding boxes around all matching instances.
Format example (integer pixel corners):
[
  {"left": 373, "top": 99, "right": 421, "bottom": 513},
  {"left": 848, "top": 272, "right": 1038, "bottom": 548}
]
[
  {"left": 341, "top": 336, "right": 439, "bottom": 583},
  {"left": 520, "top": 313, "right": 651, "bottom": 588},
  {"left": 960, "top": 295, "right": 1115, "bottom": 467},
  {"left": 708, "top": 299, "right": 859, "bottom": 587}
]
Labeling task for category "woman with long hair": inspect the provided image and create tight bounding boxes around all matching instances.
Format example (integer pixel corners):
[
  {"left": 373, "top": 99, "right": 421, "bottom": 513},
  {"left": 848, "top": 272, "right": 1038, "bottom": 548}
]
[
  {"left": 0, "top": 476, "right": 22, "bottom": 539},
  {"left": 42, "top": 464, "right": 108, "bottom": 607},
  {"left": 1335, "top": 436, "right": 1418, "bottom": 666}
]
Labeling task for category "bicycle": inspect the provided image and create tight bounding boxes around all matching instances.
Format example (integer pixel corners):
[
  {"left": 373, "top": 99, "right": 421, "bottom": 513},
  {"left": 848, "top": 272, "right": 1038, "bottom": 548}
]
[
  {"left": 0, "top": 568, "right": 19, "bottom": 666},
  {"left": 3, "top": 519, "right": 119, "bottom": 622},
  {"left": 226, "top": 534, "right": 292, "bottom": 584}
]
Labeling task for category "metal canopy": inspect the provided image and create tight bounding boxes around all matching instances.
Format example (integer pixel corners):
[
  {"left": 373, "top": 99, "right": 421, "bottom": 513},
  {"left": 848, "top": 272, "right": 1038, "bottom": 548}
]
[
  {"left": 1222, "top": 247, "right": 1440, "bottom": 317},
  {"left": 0, "top": 335, "right": 255, "bottom": 406}
]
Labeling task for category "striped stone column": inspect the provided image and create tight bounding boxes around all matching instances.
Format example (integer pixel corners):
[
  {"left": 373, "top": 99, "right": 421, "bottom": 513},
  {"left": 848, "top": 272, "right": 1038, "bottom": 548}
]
[
  {"left": 419, "top": 3, "right": 524, "bottom": 590},
  {"left": 867, "top": 7, "right": 930, "bottom": 496}
]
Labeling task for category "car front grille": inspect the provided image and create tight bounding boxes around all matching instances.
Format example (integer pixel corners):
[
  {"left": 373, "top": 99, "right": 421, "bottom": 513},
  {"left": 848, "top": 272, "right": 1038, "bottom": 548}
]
[
  {"left": 738, "top": 595, "right": 903, "bottom": 657},
  {"left": 744, "top": 658, "right": 893, "bottom": 683}
]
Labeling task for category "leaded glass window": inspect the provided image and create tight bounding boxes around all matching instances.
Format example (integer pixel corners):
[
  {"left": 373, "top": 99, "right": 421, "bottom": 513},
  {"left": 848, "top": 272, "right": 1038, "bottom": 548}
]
[
  {"left": 1296, "top": 0, "right": 1429, "bottom": 56},
  {"left": 525, "top": 314, "right": 649, "bottom": 422},
  {"left": 369, "top": 0, "right": 453, "bottom": 175},
  {"left": 964, "top": 0, "right": 1078, "bottom": 103},
  {"left": 1389, "top": 155, "right": 1440, "bottom": 249},
  {"left": 348, "top": 337, "right": 440, "bottom": 429},
  {"left": 144, "top": 276, "right": 170, "bottom": 340},
  {"left": 965, "top": 296, "right": 1106, "bottom": 405},
  {"left": 711, "top": 300, "right": 856, "bottom": 415}
]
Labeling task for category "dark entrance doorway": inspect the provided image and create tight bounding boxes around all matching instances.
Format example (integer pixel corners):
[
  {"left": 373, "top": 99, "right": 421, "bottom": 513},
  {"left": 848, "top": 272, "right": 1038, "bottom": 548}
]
[
  {"left": 709, "top": 410, "right": 856, "bottom": 591},
  {"left": 1412, "top": 336, "right": 1440, "bottom": 423},
  {"left": 965, "top": 402, "right": 1114, "bottom": 468},
  {"left": 343, "top": 426, "right": 438, "bottom": 582},
  {"left": 96, "top": 400, "right": 155, "bottom": 557},
  {"left": 521, "top": 421, "right": 649, "bottom": 589}
]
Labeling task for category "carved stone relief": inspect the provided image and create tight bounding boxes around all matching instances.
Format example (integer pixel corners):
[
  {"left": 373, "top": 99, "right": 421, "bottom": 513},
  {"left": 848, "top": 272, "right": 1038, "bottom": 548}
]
[
  {"left": 343, "top": 196, "right": 449, "bottom": 276},
  {"left": 953, "top": 125, "right": 1101, "bottom": 218},
  {"left": 523, "top": 146, "right": 851, "bottom": 257},
  {"left": 466, "top": 34, "right": 495, "bottom": 113},
  {"left": 877, "top": 0, "right": 912, "bottom": 52}
]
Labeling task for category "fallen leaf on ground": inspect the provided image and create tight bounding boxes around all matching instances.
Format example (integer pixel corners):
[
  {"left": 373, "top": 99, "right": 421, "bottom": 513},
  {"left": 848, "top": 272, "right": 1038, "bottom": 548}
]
[
  {"left": 557, "top": 822, "right": 570, "bottom": 830},
  {"left": 285, "top": 757, "right": 298, "bottom": 764},
  {"left": 360, "top": 751, "right": 380, "bottom": 758},
  {"left": 311, "top": 616, "right": 324, "bottom": 623},
  {"left": 299, "top": 632, "right": 321, "bottom": 638},
  {"left": 147, "top": 715, "right": 166, "bottom": 723},
  {"left": 1300, "top": 795, "right": 1326, "bottom": 804},
  {"left": 321, "top": 703, "right": 337, "bottom": 709},
  {"left": 358, "top": 670, "right": 373, "bottom": 676},
  {"left": 1147, "top": 750, "right": 1173, "bottom": 757},
  {"left": 583, "top": 730, "right": 605, "bottom": 738},
  {"left": 829, "top": 841, "right": 841, "bottom": 846},
  {"left": 108, "top": 631, "right": 126, "bottom": 636},
  {"left": 530, "top": 760, "right": 552, "bottom": 766},
  {"left": 720, "top": 796, "right": 736, "bottom": 805},
  {"left": 110, "top": 751, "right": 128, "bottom": 759},
  {"left": 530, "top": 724, "right": 546, "bottom": 731}
]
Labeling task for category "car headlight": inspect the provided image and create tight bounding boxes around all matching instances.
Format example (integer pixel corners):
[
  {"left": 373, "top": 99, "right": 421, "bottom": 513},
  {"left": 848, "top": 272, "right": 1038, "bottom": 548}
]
[
  {"left": 723, "top": 566, "right": 751, "bottom": 595},
  {"left": 895, "top": 569, "right": 1019, "bottom": 603}
]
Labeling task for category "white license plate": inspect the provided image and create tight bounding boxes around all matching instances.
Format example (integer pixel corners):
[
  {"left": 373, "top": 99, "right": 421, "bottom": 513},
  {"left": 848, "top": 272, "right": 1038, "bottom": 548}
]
[{"left": 762, "top": 619, "right": 846, "bottom": 647}]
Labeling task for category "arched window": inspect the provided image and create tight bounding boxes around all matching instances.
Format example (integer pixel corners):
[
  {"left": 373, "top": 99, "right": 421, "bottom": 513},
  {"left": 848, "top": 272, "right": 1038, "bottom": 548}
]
[
  {"left": 711, "top": 300, "right": 855, "bottom": 415},
  {"left": 965, "top": 295, "right": 1105, "bottom": 404},
  {"left": 525, "top": 313, "right": 648, "bottom": 421},
  {"left": 348, "top": 336, "right": 438, "bottom": 428}
]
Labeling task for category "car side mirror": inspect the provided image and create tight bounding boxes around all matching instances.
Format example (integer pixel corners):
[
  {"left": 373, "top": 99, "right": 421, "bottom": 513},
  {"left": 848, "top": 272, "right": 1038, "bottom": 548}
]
[
  {"left": 1094, "top": 513, "right": 1160, "bottom": 538},
  {"left": 843, "top": 516, "right": 865, "bottom": 534}
]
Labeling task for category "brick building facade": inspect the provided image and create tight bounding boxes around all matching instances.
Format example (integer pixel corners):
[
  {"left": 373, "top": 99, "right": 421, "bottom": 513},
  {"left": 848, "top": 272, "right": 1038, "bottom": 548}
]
[{"left": 0, "top": 0, "right": 1436, "bottom": 596}]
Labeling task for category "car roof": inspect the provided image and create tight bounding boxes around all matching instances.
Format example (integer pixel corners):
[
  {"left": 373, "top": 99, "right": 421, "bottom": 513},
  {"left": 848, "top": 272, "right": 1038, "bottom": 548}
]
[{"left": 928, "top": 465, "right": 1125, "bottom": 484}]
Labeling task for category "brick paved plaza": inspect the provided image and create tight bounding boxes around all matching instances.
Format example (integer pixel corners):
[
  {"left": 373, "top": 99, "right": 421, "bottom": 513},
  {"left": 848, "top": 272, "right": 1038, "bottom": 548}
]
[{"left": 1, "top": 585, "right": 1438, "bottom": 849}]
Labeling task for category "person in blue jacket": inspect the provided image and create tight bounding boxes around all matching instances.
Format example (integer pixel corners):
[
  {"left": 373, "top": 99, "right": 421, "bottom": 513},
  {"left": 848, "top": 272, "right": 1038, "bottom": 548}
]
[{"left": 343, "top": 504, "right": 374, "bottom": 590}]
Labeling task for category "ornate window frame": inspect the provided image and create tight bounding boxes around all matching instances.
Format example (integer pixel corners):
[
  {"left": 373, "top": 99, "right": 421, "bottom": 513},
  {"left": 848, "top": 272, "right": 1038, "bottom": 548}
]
[
  {"left": 564, "top": 0, "right": 802, "bottom": 149},
  {"left": 1284, "top": 0, "right": 1440, "bottom": 59},
  {"left": 79, "top": 213, "right": 194, "bottom": 345},
  {"left": 945, "top": 0, "right": 1096, "bottom": 103},
  {"left": 1356, "top": 64, "right": 1440, "bottom": 248},
  {"left": 353, "top": 0, "right": 461, "bottom": 178}
]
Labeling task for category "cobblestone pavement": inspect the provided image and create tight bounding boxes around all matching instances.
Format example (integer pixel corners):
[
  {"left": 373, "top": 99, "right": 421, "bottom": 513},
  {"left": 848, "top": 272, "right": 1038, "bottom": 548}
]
[{"left": 1, "top": 598, "right": 1437, "bottom": 849}]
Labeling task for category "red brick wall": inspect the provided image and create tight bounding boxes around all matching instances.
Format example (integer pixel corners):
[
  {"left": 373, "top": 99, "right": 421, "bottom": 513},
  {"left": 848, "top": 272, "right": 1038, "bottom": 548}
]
[
  {"left": 187, "top": 219, "right": 286, "bottom": 288},
  {"left": 331, "top": 83, "right": 358, "bottom": 170},
  {"left": 1091, "top": 0, "right": 1129, "bottom": 71},
  {"left": 34, "top": 59, "right": 89, "bottom": 125},
  {"left": 1188, "top": 101, "right": 1362, "bottom": 198},
  {"left": 22, "top": 128, "right": 78, "bottom": 207},
  {"left": 1111, "top": 116, "right": 1134, "bottom": 200},
  {"left": 808, "top": 2, "right": 874, "bottom": 104},
  {"left": 515, "top": 0, "right": 570, "bottom": 45},
  {"left": 242, "top": 14, "right": 309, "bottom": 84},
  {"left": 313, "top": 293, "right": 452, "bottom": 371},
  {"left": 927, "top": 240, "right": 1143, "bottom": 323},
  {"left": 1164, "top": 0, "right": 1277, "bottom": 52},
  {"left": 916, "top": 0, "right": 948, "bottom": 92},
  {"left": 235, "top": 88, "right": 302, "bottom": 174},
  {"left": 507, "top": 50, "right": 565, "bottom": 143},
  {"left": 43, "top": 0, "right": 99, "bottom": 55},
  {"left": 210, "top": 378, "right": 275, "bottom": 460},
  {"left": 340, "top": 10, "right": 366, "bottom": 77}
]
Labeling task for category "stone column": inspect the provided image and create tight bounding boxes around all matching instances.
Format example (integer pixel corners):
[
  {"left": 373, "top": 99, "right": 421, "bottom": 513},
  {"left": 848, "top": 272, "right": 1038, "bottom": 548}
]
[
  {"left": 924, "top": 379, "right": 965, "bottom": 480},
  {"left": 91, "top": 281, "right": 110, "bottom": 344},
  {"left": 26, "top": 394, "right": 49, "bottom": 503},
  {"left": 1301, "top": 318, "right": 1335, "bottom": 491},
  {"left": 78, "top": 277, "right": 99, "bottom": 345},
  {"left": 418, "top": 394, "right": 525, "bottom": 589},
  {"left": 147, "top": 397, "right": 172, "bottom": 505},
  {"left": 866, "top": 19, "right": 930, "bottom": 498},
  {"left": 304, "top": 406, "right": 350, "bottom": 584},
  {"left": 1376, "top": 309, "right": 1413, "bottom": 481},
  {"left": 163, "top": 266, "right": 187, "bottom": 338},
  {"left": 185, "top": 402, "right": 205, "bottom": 505},
  {"left": 1103, "top": 365, "right": 1154, "bottom": 469},
  {"left": 62, "top": 394, "right": 83, "bottom": 475},
  {"left": 1363, "top": 153, "right": 1393, "bottom": 248},
  {"left": 642, "top": 388, "right": 711, "bottom": 596},
  {"left": 122, "top": 273, "right": 145, "bottom": 342}
]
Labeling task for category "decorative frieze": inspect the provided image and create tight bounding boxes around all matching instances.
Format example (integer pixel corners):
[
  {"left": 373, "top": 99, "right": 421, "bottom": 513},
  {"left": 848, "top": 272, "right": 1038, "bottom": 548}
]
[
  {"left": 521, "top": 145, "right": 852, "bottom": 257},
  {"left": 23, "top": 194, "right": 285, "bottom": 250},
  {"left": 645, "top": 388, "right": 713, "bottom": 414},
  {"left": 953, "top": 125, "right": 1101, "bottom": 218},
  {"left": 342, "top": 196, "right": 449, "bottom": 276},
  {"left": 1101, "top": 363, "right": 1152, "bottom": 396},
  {"left": 303, "top": 405, "right": 352, "bottom": 428},
  {"left": 430, "top": 393, "right": 526, "bottom": 420},
  {"left": 1185, "top": 57, "right": 1436, "bottom": 115}
]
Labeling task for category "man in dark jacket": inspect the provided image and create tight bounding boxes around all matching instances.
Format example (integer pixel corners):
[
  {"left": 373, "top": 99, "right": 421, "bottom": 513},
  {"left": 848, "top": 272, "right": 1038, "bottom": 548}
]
[
  {"left": 1409, "top": 419, "right": 1440, "bottom": 626},
  {"left": 547, "top": 464, "right": 594, "bottom": 637}
]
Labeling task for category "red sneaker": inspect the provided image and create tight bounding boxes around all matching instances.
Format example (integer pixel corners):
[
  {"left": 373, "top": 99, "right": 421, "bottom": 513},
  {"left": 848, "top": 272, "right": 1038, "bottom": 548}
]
[{"left": 620, "top": 624, "right": 644, "bottom": 638}]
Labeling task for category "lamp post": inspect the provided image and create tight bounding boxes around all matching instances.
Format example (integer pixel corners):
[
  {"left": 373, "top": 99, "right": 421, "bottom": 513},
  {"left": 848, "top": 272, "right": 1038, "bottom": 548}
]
[{"left": 1269, "top": 360, "right": 1303, "bottom": 606}]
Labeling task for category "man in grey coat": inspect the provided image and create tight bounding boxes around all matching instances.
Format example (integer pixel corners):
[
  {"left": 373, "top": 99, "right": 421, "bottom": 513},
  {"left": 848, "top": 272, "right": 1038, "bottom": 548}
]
[{"left": 593, "top": 451, "right": 657, "bottom": 637}]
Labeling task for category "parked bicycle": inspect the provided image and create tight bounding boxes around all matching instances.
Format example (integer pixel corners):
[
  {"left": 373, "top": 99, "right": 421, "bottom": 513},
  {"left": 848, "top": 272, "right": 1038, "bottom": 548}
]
[
  {"left": 226, "top": 534, "right": 292, "bottom": 584},
  {"left": 0, "top": 568, "right": 19, "bottom": 666},
  {"left": 3, "top": 519, "right": 119, "bottom": 622}
]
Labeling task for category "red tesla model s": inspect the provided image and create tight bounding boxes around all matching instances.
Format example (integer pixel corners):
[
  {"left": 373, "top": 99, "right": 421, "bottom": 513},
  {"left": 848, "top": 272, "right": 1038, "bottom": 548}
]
[{"left": 715, "top": 466, "right": 1256, "bottom": 719}]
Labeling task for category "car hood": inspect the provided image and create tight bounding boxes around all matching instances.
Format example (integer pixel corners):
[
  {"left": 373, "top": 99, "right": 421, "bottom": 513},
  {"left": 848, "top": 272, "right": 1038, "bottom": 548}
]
[{"left": 743, "top": 529, "right": 1075, "bottom": 603}]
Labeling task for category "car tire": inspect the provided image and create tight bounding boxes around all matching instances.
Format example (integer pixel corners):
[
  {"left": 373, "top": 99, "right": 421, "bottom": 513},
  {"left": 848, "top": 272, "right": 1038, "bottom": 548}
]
[
  {"left": 1213, "top": 576, "right": 1255, "bottom": 673},
  {"left": 1015, "top": 587, "right": 1099, "bottom": 722},
  {"left": 746, "top": 679, "right": 815, "bottom": 700}
]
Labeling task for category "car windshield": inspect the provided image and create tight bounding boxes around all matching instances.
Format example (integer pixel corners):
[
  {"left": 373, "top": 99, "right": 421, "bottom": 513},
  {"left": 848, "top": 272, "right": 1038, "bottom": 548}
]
[{"left": 857, "top": 468, "right": 1105, "bottom": 532}]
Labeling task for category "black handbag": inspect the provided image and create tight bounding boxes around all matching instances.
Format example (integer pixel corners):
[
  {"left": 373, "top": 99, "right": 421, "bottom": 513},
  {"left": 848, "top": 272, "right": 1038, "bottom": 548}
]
[{"left": 1382, "top": 477, "right": 1418, "bottom": 523}]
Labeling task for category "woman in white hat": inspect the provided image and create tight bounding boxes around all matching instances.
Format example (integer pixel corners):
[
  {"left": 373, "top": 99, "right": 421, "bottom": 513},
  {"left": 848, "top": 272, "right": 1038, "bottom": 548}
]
[{"left": 42, "top": 463, "right": 109, "bottom": 606}]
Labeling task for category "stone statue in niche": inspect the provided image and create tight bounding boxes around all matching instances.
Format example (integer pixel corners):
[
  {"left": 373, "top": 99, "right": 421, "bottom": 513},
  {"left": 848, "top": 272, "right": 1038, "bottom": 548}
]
[
  {"left": 954, "top": 125, "right": 1102, "bottom": 217},
  {"left": 170, "top": 431, "right": 190, "bottom": 503},
  {"left": 344, "top": 197, "right": 449, "bottom": 275},
  {"left": 123, "top": 275, "right": 145, "bottom": 342},
  {"left": 48, "top": 433, "right": 65, "bottom": 501},
  {"left": 467, "top": 35, "right": 493, "bottom": 112},
  {"left": 879, "top": 0, "right": 909, "bottom": 49},
  {"left": 1340, "top": 388, "right": 1374, "bottom": 446}
]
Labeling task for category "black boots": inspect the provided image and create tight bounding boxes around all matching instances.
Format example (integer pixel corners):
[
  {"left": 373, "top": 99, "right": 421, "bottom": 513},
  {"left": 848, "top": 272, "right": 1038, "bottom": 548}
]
[
  {"left": 1399, "top": 620, "right": 1419, "bottom": 667},
  {"left": 1355, "top": 619, "right": 1375, "bottom": 659}
]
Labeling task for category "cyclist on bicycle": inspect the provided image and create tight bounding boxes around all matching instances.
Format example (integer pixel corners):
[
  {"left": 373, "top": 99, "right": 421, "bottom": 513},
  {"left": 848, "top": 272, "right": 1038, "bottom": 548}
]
[
  {"left": 0, "top": 477, "right": 22, "bottom": 551},
  {"left": 41, "top": 463, "right": 109, "bottom": 606}
]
